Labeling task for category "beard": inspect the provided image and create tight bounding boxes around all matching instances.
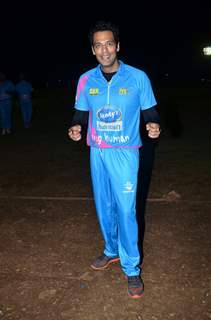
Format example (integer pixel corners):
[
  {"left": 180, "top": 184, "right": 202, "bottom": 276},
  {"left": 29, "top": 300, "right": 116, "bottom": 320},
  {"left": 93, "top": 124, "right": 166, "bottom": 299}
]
[{"left": 97, "top": 55, "right": 119, "bottom": 71}]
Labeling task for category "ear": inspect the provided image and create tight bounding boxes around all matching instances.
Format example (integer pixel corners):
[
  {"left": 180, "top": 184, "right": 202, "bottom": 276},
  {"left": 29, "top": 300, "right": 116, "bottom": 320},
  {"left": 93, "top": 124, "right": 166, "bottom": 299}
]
[
  {"left": 117, "top": 42, "right": 120, "bottom": 52},
  {"left": 91, "top": 46, "right": 96, "bottom": 55}
]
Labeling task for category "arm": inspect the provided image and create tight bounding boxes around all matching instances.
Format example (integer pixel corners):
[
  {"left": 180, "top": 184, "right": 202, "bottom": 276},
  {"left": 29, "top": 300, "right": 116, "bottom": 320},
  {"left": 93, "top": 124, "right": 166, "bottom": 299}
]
[
  {"left": 142, "top": 106, "right": 161, "bottom": 139},
  {"left": 68, "top": 110, "right": 88, "bottom": 141},
  {"left": 68, "top": 74, "right": 90, "bottom": 141}
]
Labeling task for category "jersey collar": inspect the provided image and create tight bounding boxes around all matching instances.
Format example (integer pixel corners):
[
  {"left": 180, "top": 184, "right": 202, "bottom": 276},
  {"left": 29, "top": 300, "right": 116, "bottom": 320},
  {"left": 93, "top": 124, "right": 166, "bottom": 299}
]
[{"left": 96, "top": 60, "right": 125, "bottom": 79}]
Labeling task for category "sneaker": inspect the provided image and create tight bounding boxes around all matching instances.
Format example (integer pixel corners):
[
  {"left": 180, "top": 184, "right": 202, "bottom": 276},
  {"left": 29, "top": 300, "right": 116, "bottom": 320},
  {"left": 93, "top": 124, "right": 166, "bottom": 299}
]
[
  {"left": 127, "top": 275, "right": 144, "bottom": 299},
  {"left": 91, "top": 254, "right": 120, "bottom": 270}
]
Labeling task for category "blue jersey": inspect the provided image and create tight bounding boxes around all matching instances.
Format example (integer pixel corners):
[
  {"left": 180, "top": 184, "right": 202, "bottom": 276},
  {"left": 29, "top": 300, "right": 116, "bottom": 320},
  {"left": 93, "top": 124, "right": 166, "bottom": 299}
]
[
  {"left": 16, "top": 80, "right": 33, "bottom": 101},
  {"left": 0, "top": 80, "right": 15, "bottom": 101},
  {"left": 75, "top": 61, "right": 157, "bottom": 148}
]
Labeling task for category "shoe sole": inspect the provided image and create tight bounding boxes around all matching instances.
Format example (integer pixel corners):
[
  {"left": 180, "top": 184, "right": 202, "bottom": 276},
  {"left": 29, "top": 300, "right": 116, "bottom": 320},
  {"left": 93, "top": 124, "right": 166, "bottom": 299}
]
[
  {"left": 90, "top": 257, "right": 120, "bottom": 270},
  {"left": 128, "top": 290, "right": 144, "bottom": 299},
  {"left": 127, "top": 278, "right": 144, "bottom": 299}
]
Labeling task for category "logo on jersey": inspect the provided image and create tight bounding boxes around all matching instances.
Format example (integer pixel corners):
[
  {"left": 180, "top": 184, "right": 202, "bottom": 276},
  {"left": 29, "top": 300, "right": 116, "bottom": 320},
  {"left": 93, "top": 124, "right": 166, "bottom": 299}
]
[
  {"left": 96, "top": 105, "right": 122, "bottom": 131},
  {"left": 119, "top": 88, "right": 128, "bottom": 95},
  {"left": 123, "top": 181, "right": 134, "bottom": 193},
  {"left": 89, "top": 88, "right": 99, "bottom": 95}
]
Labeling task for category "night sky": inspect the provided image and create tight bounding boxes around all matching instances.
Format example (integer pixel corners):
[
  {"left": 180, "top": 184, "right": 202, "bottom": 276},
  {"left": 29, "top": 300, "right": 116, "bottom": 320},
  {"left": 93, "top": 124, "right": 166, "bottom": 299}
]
[{"left": 1, "top": 2, "right": 211, "bottom": 85}]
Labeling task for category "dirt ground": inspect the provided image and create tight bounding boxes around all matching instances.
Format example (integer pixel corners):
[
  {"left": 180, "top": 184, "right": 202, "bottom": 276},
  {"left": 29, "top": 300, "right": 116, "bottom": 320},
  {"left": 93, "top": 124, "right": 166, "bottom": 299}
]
[{"left": 0, "top": 87, "right": 210, "bottom": 319}]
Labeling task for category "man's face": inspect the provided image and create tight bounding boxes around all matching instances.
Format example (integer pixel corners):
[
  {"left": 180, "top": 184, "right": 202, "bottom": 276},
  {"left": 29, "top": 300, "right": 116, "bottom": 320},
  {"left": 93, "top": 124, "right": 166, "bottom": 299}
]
[{"left": 92, "top": 31, "right": 120, "bottom": 72}]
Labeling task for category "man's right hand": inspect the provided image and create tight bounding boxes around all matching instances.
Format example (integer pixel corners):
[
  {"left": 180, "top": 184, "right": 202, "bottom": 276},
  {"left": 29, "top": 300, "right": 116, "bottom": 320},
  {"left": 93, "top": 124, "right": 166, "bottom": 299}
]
[{"left": 68, "top": 125, "right": 82, "bottom": 141}]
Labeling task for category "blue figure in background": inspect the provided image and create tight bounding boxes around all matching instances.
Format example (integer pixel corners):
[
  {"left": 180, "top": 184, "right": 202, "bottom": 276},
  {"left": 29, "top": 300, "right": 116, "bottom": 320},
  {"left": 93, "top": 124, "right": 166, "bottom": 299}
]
[
  {"left": 16, "top": 73, "right": 33, "bottom": 128},
  {"left": 0, "top": 72, "right": 15, "bottom": 135}
]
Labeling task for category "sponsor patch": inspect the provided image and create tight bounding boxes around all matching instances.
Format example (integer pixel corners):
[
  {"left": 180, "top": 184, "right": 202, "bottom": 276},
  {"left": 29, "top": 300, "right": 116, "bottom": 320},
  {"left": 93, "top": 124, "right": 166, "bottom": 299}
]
[
  {"left": 119, "top": 88, "right": 128, "bottom": 95},
  {"left": 123, "top": 181, "right": 134, "bottom": 193},
  {"left": 89, "top": 88, "right": 99, "bottom": 95},
  {"left": 96, "top": 105, "right": 122, "bottom": 131}
]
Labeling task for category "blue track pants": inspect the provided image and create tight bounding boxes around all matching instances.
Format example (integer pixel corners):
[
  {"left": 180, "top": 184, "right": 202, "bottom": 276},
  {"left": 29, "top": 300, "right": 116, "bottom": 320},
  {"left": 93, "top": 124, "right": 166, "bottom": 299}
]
[
  {"left": 20, "top": 100, "right": 32, "bottom": 127},
  {"left": 90, "top": 147, "right": 141, "bottom": 276},
  {"left": 0, "top": 99, "right": 12, "bottom": 129}
]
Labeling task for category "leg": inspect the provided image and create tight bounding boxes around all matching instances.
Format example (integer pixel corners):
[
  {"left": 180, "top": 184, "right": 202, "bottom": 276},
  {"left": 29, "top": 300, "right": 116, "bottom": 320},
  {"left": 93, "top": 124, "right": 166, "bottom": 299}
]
[
  {"left": 0, "top": 100, "right": 12, "bottom": 133},
  {"left": 20, "top": 100, "right": 31, "bottom": 127},
  {"left": 24, "top": 100, "right": 32, "bottom": 127},
  {"left": 90, "top": 147, "right": 118, "bottom": 257},
  {"left": 105, "top": 148, "right": 140, "bottom": 276}
]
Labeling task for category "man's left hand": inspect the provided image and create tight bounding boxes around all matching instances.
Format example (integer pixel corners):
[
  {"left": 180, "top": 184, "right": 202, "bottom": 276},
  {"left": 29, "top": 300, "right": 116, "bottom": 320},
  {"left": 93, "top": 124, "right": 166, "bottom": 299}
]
[{"left": 146, "top": 122, "right": 161, "bottom": 138}]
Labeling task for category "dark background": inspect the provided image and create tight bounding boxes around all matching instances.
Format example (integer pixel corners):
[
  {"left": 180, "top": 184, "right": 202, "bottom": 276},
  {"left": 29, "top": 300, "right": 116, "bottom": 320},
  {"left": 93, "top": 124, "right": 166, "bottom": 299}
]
[{"left": 1, "top": 2, "right": 211, "bottom": 86}]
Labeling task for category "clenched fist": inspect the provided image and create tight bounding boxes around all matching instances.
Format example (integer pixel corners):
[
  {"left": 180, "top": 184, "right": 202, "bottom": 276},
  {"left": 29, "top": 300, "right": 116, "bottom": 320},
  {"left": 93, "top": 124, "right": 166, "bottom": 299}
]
[
  {"left": 68, "top": 125, "right": 82, "bottom": 141},
  {"left": 146, "top": 122, "right": 161, "bottom": 139}
]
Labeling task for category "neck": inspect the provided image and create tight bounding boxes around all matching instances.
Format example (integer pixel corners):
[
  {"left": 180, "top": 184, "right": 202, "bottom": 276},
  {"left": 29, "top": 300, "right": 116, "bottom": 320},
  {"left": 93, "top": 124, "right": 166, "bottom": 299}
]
[{"left": 101, "top": 60, "right": 119, "bottom": 73}]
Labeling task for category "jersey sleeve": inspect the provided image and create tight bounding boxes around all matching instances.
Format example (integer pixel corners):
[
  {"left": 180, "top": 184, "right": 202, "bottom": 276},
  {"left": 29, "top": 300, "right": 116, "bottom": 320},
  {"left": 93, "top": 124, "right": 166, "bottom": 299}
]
[
  {"left": 139, "top": 72, "right": 157, "bottom": 110},
  {"left": 74, "top": 75, "right": 90, "bottom": 111}
]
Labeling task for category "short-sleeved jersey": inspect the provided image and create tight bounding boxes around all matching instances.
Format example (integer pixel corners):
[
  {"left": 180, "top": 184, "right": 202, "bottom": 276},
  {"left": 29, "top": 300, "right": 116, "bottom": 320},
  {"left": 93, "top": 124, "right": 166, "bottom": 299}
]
[
  {"left": 75, "top": 61, "right": 157, "bottom": 148},
  {"left": 16, "top": 80, "right": 33, "bottom": 100},
  {"left": 0, "top": 80, "right": 15, "bottom": 101}
]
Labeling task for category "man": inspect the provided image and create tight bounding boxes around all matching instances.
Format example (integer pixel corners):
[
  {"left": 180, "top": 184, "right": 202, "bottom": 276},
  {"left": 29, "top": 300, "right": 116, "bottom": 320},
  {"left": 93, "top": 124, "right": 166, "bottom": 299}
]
[
  {"left": 16, "top": 73, "right": 33, "bottom": 128},
  {"left": 0, "top": 72, "right": 15, "bottom": 135},
  {"left": 68, "top": 21, "right": 161, "bottom": 299}
]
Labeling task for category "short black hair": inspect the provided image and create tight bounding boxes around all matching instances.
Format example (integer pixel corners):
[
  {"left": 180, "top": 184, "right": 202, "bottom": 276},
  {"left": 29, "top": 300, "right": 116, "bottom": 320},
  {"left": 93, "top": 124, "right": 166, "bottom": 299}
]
[{"left": 88, "top": 20, "right": 120, "bottom": 46}]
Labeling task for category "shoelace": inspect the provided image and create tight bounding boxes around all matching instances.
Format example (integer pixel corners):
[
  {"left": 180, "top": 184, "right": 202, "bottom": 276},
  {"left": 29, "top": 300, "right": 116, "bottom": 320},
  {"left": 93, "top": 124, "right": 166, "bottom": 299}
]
[{"left": 128, "top": 276, "right": 142, "bottom": 287}]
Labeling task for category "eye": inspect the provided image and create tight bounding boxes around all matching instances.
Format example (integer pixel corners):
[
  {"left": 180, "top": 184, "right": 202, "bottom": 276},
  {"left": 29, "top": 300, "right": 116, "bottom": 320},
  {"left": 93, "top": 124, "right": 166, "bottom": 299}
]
[
  {"left": 94, "top": 43, "right": 101, "bottom": 50},
  {"left": 107, "top": 41, "right": 115, "bottom": 47}
]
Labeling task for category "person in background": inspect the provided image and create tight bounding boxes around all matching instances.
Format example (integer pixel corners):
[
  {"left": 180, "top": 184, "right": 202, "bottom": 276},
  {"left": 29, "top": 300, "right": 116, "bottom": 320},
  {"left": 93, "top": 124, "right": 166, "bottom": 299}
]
[
  {"left": 136, "top": 118, "right": 159, "bottom": 265},
  {"left": 0, "top": 72, "right": 15, "bottom": 135},
  {"left": 16, "top": 73, "right": 33, "bottom": 128},
  {"left": 68, "top": 21, "right": 161, "bottom": 299}
]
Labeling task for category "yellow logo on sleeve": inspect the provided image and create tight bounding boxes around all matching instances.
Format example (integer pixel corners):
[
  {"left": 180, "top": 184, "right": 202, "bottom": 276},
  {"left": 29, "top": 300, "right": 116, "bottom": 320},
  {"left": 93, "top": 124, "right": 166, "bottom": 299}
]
[{"left": 89, "top": 88, "right": 99, "bottom": 95}]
